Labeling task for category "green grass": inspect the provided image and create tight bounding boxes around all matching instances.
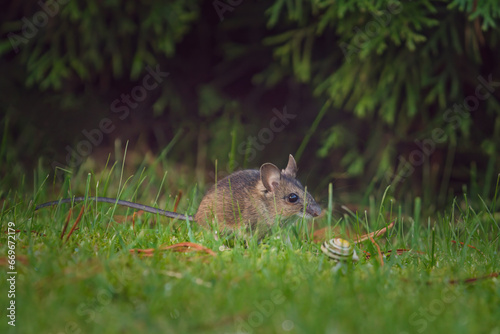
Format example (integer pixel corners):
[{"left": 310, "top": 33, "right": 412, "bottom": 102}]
[{"left": 1, "top": 164, "right": 499, "bottom": 334}]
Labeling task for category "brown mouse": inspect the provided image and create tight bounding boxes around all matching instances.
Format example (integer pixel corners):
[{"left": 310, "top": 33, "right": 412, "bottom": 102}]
[{"left": 35, "top": 154, "right": 321, "bottom": 237}]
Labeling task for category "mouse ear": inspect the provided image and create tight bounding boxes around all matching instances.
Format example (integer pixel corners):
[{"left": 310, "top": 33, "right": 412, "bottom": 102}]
[
  {"left": 260, "top": 163, "right": 281, "bottom": 192},
  {"left": 282, "top": 154, "right": 298, "bottom": 178}
]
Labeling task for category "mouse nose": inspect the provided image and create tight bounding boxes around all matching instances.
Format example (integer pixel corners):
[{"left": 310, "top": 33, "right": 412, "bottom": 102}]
[
  {"left": 306, "top": 204, "right": 322, "bottom": 217},
  {"left": 312, "top": 207, "right": 321, "bottom": 217}
]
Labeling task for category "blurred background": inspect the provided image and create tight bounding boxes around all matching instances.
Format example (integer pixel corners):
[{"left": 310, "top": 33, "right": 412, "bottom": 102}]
[{"left": 0, "top": 0, "right": 499, "bottom": 215}]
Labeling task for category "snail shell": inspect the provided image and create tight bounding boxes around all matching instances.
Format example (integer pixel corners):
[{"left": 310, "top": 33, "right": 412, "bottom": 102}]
[{"left": 321, "top": 238, "right": 359, "bottom": 262}]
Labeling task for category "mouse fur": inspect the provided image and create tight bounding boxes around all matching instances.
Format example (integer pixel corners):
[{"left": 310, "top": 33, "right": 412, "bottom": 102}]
[{"left": 195, "top": 154, "right": 321, "bottom": 237}]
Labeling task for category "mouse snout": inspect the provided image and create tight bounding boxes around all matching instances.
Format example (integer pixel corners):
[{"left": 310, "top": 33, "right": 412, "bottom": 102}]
[{"left": 306, "top": 203, "right": 322, "bottom": 217}]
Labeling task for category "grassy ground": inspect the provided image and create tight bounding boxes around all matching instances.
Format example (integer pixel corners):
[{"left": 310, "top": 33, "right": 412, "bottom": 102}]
[{"left": 1, "top": 163, "right": 499, "bottom": 334}]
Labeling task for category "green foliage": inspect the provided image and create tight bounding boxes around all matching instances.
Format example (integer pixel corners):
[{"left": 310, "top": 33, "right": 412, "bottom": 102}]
[{"left": 1, "top": 0, "right": 200, "bottom": 89}]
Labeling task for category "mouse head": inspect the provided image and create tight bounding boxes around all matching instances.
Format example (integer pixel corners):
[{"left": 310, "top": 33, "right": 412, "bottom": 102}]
[{"left": 259, "top": 154, "right": 321, "bottom": 219}]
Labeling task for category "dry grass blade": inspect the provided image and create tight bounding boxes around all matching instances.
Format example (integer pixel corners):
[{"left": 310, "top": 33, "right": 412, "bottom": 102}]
[
  {"left": 354, "top": 221, "right": 395, "bottom": 244},
  {"left": 451, "top": 240, "right": 485, "bottom": 256},
  {"left": 362, "top": 248, "right": 425, "bottom": 259},
  {"left": 113, "top": 211, "right": 145, "bottom": 224},
  {"left": 132, "top": 210, "right": 143, "bottom": 233},
  {"left": 130, "top": 242, "right": 217, "bottom": 257},
  {"left": 449, "top": 272, "right": 499, "bottom": 284},
  {"left": 312, "top": 222, "right": 395, "bottom": 244},
  {"left": 160, "top": 242, "right": 217, "bottom": 256},
  {"left": 174, "top": 191, "right": 182, "bottom": 212},
  {"left": 60, "top": 208, "right": 72, "bottom": 240},
  {"left": 65, "top": 205, "right": 85, "bottom": 243},
  {"left": 369, "top": 236, "right": 384, "bottom": 266}
]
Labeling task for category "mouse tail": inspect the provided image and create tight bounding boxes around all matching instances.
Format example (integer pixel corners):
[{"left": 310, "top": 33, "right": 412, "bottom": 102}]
[{"left": 35, "top": 197, "right": 194, "bottom": 221}]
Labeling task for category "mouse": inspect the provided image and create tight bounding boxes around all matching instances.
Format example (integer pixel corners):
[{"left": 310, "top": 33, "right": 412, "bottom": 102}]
[{"left": 35, "top": 154, "right": 322, "bottom": 237}]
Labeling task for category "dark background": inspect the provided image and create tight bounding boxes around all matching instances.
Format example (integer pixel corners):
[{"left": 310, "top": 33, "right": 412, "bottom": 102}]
[{"left": 1, "top": 0, "right": 499, "bottom": 214}]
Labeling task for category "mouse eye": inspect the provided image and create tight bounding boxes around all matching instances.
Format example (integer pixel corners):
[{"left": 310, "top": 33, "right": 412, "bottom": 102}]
[{"left": 287, "top": 193, "right": 299, "bottom": 203}]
